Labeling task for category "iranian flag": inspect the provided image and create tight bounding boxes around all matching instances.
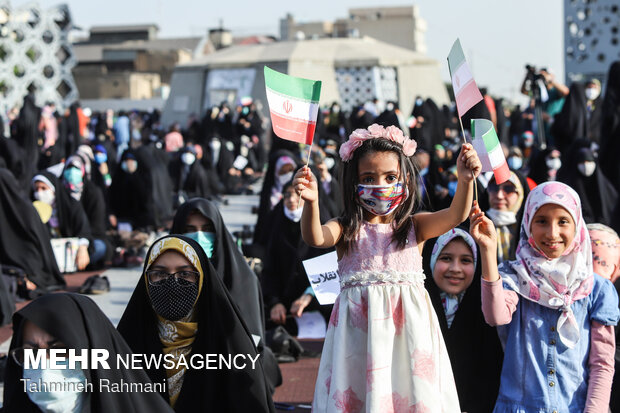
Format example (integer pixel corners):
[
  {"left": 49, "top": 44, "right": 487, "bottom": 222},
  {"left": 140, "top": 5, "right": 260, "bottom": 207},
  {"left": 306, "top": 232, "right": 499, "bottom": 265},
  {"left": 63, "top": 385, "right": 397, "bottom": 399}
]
[
  {"left": 264, "top": 66, "right": 322, "bottom": 145},
  {"left": 447, "top": 39, "right": 483, "bottom": 116},
  {"left": 471, "top": 119, "right": 510, "bottom": 184}
]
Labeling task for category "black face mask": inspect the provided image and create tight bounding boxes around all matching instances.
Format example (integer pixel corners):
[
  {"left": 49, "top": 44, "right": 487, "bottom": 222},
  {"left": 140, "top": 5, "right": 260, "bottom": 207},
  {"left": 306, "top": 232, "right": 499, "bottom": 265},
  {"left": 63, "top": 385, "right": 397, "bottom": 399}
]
[{"left": 148, "top": 276, "right": 199, "bottom": 321}]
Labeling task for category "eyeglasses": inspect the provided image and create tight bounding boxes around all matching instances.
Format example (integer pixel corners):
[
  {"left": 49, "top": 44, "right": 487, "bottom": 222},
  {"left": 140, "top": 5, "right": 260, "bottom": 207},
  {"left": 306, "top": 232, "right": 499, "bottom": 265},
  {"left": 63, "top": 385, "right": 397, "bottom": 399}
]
[
  {"left": 146, "top": 270, "right": 199, "bottom": 286},
  {"left": 11, "top": 346, "right": 68, "bottom": 367},
  {"left": 487, "top": 182, "right": 517, "bottom": 195}
]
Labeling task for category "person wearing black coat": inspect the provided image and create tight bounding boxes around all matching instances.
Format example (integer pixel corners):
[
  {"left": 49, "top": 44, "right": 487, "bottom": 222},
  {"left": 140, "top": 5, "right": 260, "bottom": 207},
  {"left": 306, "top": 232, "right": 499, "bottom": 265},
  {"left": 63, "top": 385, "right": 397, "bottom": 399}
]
[
  {"left": 3, "top": 293, "right": 174, "bottom": 413},
  {"left": 557, "top": 141, "right": 618, "bottom": 227},
  {"left": 551, "top": 81, "right": 603, "bottom": 154},
  {"left": 599, "top": 61, "right": 620, "bottom": 192},
  {"left": 0, "top": 167, "right": 64, "bottom": 293},
  {"left": 118, "top": 235, "right": 275, "bottom": 412},
  {"left": 423, "top": 228, "right": 503, "bottom": 413},
  {"left": 261, "top": 183, "right": 333, "bottom": 335},
  {"left": 109, "top": 150, "right": 154, "bottom": 231},
  {"left": 31, "top": 170, "right": 92, "bottom": 271},
  {"left": 170, "top": 198, "right": 282, "bottom": 394},
  {"left": 61, "top": 155, "right": 112, "bottom": 266}
]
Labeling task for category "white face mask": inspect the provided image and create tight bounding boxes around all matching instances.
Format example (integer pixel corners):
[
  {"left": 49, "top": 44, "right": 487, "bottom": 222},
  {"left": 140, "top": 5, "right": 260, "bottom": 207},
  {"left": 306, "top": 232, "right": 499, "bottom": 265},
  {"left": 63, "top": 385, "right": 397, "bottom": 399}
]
[
  {"left": 585, "top": 87, "right": 600, "bottom": 101},
  {"left": 283, "top": 204, "right": 303, "bottom": 222},
  {"left": 546, "top": 157, "right": 562, "bottom": 171},
  {"left": 23, "top": 361, "right": 87, "bottom": 413},
  {"left": 577, "top": 161, "right": 596, "bottom": 177},
  {"left": 34, "top": 189, "right": 55, "bottom": 206},
  {"left": 277, "top": 171, "right": 293, "bottom": 186},
  {"left": 324, "top": 157, "right": 335, "bottom": 171},
  {"left": 181, "top": 152, "right": 196, "bottom": 165}
]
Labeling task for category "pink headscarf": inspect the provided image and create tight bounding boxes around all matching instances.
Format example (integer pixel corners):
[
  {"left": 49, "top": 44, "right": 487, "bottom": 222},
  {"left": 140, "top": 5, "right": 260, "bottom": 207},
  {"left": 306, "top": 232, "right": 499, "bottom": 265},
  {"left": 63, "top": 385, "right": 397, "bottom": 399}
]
[{"left": 499, "top": 181, "right": 593, "bottom": 348}]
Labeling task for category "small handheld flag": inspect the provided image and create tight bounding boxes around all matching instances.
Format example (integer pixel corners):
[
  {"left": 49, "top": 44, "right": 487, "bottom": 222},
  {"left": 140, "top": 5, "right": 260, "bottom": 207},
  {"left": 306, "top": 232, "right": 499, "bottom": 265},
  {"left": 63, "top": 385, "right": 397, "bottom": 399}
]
[
  {"left": 447, "top": 39, "right": 483, "bottom": 117},
  {"left": 471, "top": 119, "right": 510, "bottom": 184},
  {"left": 264, "top": 66, "right": 322, "bottom": 145}
]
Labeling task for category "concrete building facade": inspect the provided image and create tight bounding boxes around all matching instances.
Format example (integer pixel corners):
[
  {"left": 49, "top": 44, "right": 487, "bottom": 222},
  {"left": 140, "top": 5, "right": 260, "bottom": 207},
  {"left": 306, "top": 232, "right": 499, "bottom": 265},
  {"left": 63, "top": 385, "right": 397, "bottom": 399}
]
[
  {"left": 72, "top": 24, "right": 210, "bottom": 100},
  {"left": 161, "top": 37, "right": 449, "bottom": 128},
  {"left": 279, "top": 5, "right": 427, "bottom": 53}
]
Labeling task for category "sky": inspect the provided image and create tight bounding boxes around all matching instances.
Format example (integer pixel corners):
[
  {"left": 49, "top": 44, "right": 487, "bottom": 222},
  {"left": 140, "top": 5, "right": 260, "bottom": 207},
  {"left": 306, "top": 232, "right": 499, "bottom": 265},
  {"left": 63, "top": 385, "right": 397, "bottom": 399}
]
[{"left": 30, "top": 0, "right": 565, "bottom": 104}]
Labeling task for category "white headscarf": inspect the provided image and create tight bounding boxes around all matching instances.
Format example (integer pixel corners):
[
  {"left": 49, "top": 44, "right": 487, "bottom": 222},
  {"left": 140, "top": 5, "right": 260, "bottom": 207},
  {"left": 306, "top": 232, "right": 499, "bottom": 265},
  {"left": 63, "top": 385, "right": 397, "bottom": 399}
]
[{"left": 499, "top": 182, "right": 594, "bottom": 348}]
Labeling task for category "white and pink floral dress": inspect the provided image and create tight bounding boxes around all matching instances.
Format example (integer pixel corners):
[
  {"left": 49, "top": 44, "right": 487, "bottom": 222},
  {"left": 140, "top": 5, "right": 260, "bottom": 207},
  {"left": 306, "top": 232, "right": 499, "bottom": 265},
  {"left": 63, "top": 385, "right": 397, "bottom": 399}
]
[{"left": 312, "top": 221, "right": 460, "bottom": 413}]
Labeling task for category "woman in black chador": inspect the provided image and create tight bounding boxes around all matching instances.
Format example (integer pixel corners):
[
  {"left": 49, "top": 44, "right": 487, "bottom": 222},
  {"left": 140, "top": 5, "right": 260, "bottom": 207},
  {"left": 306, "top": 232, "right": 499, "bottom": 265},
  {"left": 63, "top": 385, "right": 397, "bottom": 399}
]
[
  {"left": 3, "top": 293, "right": 174, "bottom": 412},
  {"left": 170, "top": 198, "right": 282, "bottom": 393},
  {"left": 0, "top": 167, "right": 64, "bottom": 292},
  {"left": 117, "top": 235, "right": 275, "bottom": 412}
]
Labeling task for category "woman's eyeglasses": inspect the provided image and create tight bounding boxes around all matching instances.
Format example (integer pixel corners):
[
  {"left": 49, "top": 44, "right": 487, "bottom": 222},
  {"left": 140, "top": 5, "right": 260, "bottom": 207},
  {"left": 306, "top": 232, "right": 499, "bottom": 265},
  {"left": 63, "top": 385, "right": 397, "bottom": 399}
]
[
  {"left": 487, "top": 183, "right": 518, "bottom": 195},
  {"left": 146, "top": 270, "right": 199, "bottom": 286}
]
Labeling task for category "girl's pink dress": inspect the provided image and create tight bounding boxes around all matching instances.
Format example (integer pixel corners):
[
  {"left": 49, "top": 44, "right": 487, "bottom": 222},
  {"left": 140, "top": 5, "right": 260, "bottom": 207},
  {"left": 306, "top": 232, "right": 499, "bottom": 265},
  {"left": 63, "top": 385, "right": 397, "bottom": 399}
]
[{"left": 312, "top": 221, "right": 460, "bottom": 412}]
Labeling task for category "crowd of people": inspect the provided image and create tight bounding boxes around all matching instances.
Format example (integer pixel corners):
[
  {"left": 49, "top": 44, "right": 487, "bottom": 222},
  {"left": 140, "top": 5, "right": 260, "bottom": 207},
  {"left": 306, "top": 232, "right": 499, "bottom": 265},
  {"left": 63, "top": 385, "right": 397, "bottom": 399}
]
[{"left": 0, "top": 59, "right": 618, "bottom": 412}]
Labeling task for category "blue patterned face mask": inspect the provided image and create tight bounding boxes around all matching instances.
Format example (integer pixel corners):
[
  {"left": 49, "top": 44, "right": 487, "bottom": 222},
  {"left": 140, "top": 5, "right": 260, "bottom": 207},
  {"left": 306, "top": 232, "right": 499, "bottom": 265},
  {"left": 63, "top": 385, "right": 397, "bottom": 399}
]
[
  {"left": 23, "top": 360, "right": 87, "bottom": 413},
  {"left": 185, "top": 231, "right": 216, "bottom": 258}
]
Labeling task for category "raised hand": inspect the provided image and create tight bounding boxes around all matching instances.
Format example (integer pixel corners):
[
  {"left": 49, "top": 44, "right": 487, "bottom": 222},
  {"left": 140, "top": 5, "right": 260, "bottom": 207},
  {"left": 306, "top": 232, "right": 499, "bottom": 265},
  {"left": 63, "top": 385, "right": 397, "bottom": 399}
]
[
  {"left": 457, "top": 143, "right": 482, "bottom": 182},
  {"left": 469, "top": 202, "right": 497, "bottom": 252},
  {"left": 293, "top": 166, "right": 319, "bottom": 203}
]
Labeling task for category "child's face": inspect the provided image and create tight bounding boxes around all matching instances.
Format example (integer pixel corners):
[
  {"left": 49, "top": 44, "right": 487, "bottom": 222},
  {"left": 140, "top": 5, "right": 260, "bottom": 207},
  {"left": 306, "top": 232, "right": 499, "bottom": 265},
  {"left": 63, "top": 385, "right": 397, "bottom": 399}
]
[
  {"left": 432, "top": 239, "right": 475, "bottom": 295},
  {"left": 530, "top": 204, "right": 575, "bottom": 259},
  {"left": 283, "top": 186, "right": 303, "bottom": 211},
  {"left": 358, "top": 151, "right": 400, "bottom": 186}
]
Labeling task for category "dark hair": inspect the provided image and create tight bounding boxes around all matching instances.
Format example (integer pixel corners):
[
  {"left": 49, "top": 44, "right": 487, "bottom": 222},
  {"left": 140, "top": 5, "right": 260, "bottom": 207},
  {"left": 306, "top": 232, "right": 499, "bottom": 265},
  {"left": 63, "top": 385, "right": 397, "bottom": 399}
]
[{"left": 339, "top": 138, "right": 418, "bottom": 254}]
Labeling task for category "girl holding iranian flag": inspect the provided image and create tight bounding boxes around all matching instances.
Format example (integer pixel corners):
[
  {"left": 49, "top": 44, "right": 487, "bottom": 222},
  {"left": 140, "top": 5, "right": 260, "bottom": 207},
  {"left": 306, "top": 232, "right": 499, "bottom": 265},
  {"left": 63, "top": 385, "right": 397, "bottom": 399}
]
[
  {"left": 293, "top": 123, "right": 481, "bottom": 412},
  {"left": 470, "top": 181, "right": 619, "bottom": 412}
]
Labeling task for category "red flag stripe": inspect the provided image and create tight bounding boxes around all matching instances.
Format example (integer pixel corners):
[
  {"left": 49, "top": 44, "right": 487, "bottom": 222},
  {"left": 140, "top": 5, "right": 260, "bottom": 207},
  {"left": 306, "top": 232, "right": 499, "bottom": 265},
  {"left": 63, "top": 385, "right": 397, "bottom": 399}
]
[
  {"left": 269, "top": 110, "right": 316, "bottom": 145},
  {"left": 455, "top": 80, "right": 483, "bottom": 116},
  {"left": 493, "top": 162, "right": 511, "bottom": 185}
]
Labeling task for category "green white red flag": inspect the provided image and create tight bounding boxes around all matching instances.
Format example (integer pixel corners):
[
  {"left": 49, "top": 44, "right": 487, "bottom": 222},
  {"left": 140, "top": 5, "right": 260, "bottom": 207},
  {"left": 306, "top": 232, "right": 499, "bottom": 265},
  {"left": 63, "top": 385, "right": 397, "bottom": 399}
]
[
  {"left": 471, "top": 119, "right": 510, "bottom": 184},
  {"left": 264, "top": 66, "right": 322, "bottom": 145},
  {"left": 447, "top": 39, "right": 483, "bottom": 116}
]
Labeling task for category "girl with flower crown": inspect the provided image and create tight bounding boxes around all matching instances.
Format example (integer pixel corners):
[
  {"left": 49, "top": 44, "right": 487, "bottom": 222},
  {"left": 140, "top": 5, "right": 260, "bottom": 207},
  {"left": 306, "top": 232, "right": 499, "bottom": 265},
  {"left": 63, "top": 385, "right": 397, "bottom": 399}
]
[{"left": 293, "top": 124, "right": 482, "bottom": 412}]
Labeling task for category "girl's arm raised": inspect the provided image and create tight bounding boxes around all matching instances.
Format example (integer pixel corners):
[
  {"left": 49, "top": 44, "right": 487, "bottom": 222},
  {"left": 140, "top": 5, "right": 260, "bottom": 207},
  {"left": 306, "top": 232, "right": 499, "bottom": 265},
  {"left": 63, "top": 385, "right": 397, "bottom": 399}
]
[
  {"left": 470, "top": 204, "right": 518, "bottom": 325},
  {"left": 414, "top": 143, "right": 481, "bottom": 243},
  {"left": 294, "top": 166, "right": 342, "bottom": 248}
]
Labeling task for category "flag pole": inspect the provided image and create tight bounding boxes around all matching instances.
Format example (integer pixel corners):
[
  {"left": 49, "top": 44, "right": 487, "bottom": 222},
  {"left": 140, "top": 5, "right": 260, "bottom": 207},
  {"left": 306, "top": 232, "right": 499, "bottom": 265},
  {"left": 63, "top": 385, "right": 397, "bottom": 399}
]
[
  {"left": 457, "top": 115, "right": 478, "bottom": 203},
  {"left": 305, "top": 139, "right": 314, "bottom": 167}
]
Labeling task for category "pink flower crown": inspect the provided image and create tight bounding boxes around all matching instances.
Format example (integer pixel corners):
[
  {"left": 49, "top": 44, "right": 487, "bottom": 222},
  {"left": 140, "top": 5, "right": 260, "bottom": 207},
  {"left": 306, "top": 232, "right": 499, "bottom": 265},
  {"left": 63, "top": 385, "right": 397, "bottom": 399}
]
[{"left": 339, "top": 124, "right": 417, "bottom": 162}]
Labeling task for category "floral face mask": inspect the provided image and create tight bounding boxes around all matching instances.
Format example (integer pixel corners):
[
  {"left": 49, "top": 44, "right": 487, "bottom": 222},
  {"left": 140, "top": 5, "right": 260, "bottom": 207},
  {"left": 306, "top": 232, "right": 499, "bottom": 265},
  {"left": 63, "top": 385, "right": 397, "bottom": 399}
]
[{"left": 357, "top": 182, "right": 407, "bottom": 216}]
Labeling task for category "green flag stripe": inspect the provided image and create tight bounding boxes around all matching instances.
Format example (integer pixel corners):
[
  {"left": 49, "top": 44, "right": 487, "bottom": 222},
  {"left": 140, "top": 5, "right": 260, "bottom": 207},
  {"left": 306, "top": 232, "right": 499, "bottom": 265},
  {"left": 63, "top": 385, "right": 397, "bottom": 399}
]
[
  {"left": 447, "top": 39, "right": 465, "bottom": 74},
  {"left": 482, "top": 129, "right": 500, "bottom": 152},
  {"left": 264, "top": 66, "right": 321, "bottom": 102}
]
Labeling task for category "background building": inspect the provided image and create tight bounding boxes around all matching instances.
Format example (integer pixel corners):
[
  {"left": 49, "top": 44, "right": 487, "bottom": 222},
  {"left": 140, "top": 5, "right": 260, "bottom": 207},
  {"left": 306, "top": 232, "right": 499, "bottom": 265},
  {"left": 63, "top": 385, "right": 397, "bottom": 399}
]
[
  {"left": 0, "top": 2, "right": 78, "bottom": 117},
  {"left": 564, "top": 0, "right": 619, "bottom": 85},
  {"left": 279, "top": 5, "right": 427, "bottom": 53},
  {"left": 161, "top": 36, "right": 448, "bottom": 128},
  {"left": 72, "top": 24, "right": 212, "bottom": 101}
]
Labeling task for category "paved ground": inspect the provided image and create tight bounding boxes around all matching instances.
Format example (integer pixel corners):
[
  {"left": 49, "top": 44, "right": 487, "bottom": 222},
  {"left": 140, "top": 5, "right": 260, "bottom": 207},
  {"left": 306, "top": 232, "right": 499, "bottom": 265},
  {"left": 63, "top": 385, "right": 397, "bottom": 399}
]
[{"left": 0, "top": 194, "right": 322, "bottom": 410}]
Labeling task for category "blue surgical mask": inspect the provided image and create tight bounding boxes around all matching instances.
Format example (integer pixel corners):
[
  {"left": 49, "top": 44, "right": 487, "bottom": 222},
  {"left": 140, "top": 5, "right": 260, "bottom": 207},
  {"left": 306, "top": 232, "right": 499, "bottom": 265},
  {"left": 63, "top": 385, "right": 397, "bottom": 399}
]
[
  {"left": 448, "top": 181, "right": 458, "bottom": 197},
  {"left": 94, "top": 153, "right": 107, "bottom": 164},
  {"left": 63, "top": 167, "right": 82, "bottom": 186},
  {"left": 23, "top": 360, "right": 87, "bottom": 413},
  {"left": 507, "top": 156, "right": 523, "bottom": 170},
  {"left": 185, "top": 231, "right": 216, "bottom": 258},
  {"left": 419, "top": 167, "right": 429, "bottom": 177}
]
